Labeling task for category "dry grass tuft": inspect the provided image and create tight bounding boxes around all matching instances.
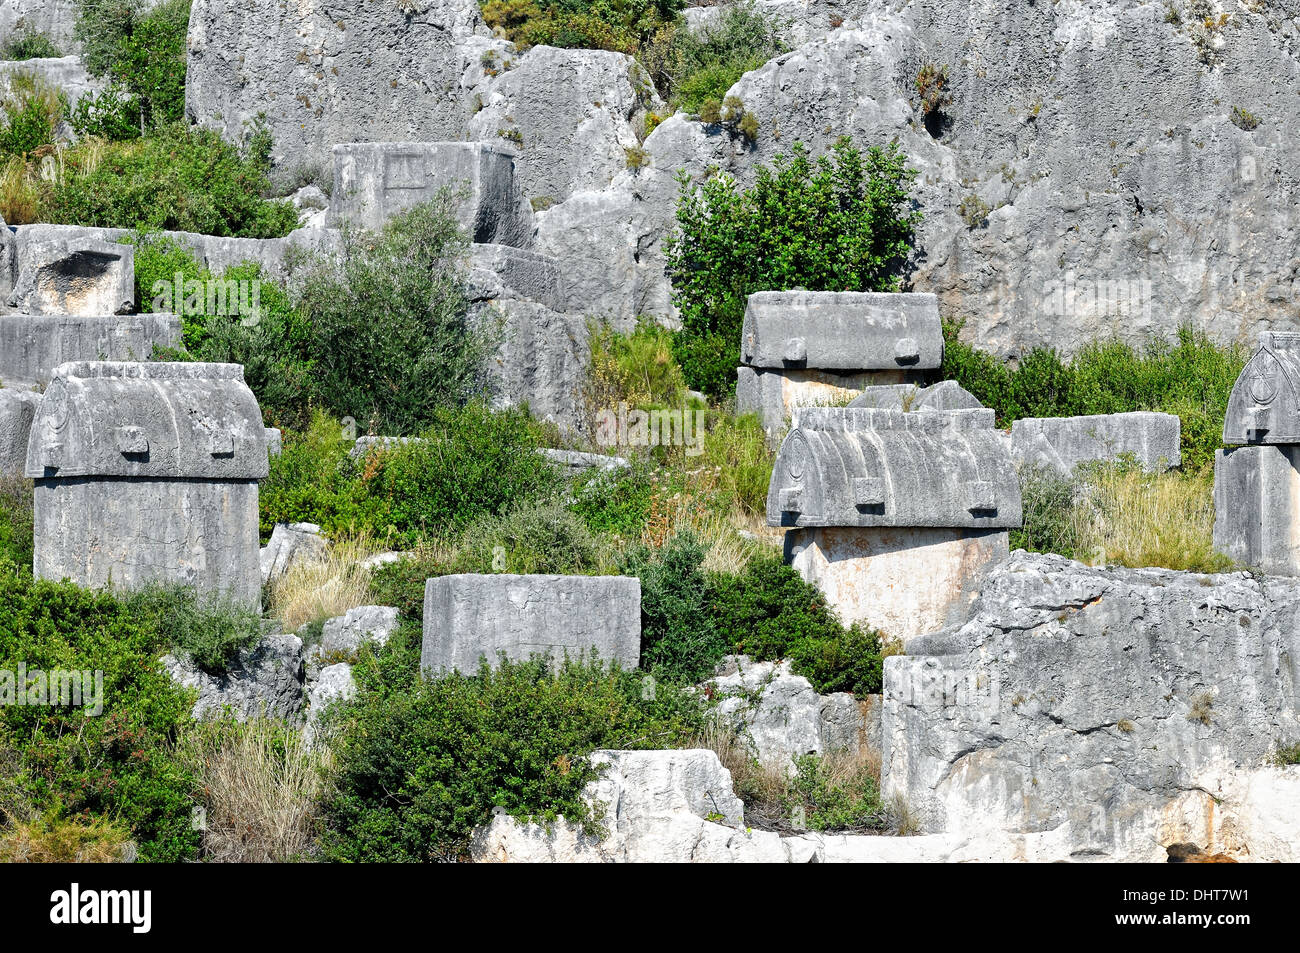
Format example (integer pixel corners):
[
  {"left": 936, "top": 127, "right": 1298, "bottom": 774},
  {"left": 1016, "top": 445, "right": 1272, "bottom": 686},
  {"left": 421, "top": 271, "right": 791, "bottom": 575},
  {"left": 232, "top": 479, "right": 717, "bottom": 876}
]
[
  {"left": 0, "top": 814, "right": 134, "bottom": 863},
  {"left": 182, "top": 719, "right": 332, "bottom": 863},
  {"left": 266, "top": 532, "right": 379, "bottom": 632}
]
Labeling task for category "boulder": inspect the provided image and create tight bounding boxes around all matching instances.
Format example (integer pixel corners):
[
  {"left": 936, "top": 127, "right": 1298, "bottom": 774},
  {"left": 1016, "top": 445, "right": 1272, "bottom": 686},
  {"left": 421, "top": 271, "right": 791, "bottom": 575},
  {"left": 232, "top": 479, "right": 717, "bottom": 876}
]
[
  {"left": 319, "top": 605, "right": 399, "bottom": 658},
  {"left": 882, "top": 551, "right": 1300, "bottom": 861},
  {"left": 162, "top": 633, "right": 305, "bottom": 721},
  {"left": 260, "top": 522, "right": 328, "bottom": 584},
  {"left": 307, "top": 661, "right": 356, "bottom": 715},
  {"left": 421, "top": 573, "right": 641, "bottom": 674}
]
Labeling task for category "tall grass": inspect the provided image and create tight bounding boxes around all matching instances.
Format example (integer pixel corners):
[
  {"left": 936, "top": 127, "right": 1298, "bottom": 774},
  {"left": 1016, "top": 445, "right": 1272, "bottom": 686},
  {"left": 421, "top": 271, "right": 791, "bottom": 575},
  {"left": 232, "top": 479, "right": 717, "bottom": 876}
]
[{"left": 266, "top": 533, "right": 378, "bottom": 633}]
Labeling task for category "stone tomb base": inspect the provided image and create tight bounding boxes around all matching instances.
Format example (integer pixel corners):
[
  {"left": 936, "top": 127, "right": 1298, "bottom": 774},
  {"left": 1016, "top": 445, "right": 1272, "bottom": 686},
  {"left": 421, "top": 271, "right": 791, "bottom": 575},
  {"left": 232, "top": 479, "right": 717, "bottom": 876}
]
[
  {"left": 1214, "top": 445, "right": 1300, "bottom": 575},
  {"left": 33, "top": 477, "right": 262, "bottom": 606},
  {"left": 736, "top": 366, "right": 909, "bottom": 448},
  {"left": 785, "top": 527, "right": 1009, "bottom": 644}
]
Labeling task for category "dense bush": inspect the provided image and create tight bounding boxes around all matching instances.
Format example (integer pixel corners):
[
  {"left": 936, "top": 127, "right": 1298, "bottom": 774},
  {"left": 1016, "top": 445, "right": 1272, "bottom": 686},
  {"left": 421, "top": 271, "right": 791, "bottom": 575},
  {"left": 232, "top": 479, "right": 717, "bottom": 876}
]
[
  {"left": 0, "top": 71, "right": 65, "bottom": 157},
  {"left": 294, "top": 195, "right": 492, "bottom": 434},
  {"left": 75, "top": 0, "right": 191, "bottom": 130},
  {"left": 481, "top": 0, "right": 683, "bottom": 56},
  {"left": 666, "top": 137, "right": 920, "bottom": 397},
  {"left": 644, "top": 1, "right": 787, "bottom": 114},
  {"left": 260, "top": 406, "right": 562, "bottom": 546},
  {"left": 320, "top": 630, "right": 707, "bottom": 861},
  {"left": 456, "top": 500, "right": 609, "bottom": 576},
  {"left": 124, "top": 586, "right": 265, "bottom": 674},
  {"left": 1011, "top": 463, "right": 1084, "bottom": 560},
  {"left": 0, "top": 26, "right": 63, "bottom": 60},
  {"left": 623, "top": 535, "right": 886, "bottom": 692},
  {"left": 44, "top": 123, "right": 298, "bottom": 237},
  {"left": 942, "top": 321, "right": 1246, "bottom": 471},
  {"left": 0, "top": 565, "right": 199, "bottom": 862},
  {"left": 0, "top": 477, "right": 33, "bottom": 570}
]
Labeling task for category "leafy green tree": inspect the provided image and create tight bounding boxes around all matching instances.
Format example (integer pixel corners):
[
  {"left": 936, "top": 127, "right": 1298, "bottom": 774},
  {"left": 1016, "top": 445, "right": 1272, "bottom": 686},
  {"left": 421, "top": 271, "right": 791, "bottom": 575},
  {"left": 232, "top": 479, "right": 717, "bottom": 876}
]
[
  {"left": 665, "top": 136, "right": 920, "bottom": 397},
  {"left": 75, "top": 0, "right": 191, "bottom": 131}
]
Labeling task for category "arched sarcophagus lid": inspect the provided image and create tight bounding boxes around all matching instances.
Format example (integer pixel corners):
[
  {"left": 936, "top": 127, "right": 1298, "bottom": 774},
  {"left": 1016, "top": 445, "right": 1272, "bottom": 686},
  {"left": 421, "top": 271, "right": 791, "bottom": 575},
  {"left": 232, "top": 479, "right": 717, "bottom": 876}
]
[
  {"left": 24, "top": 361, "right": 269, "bottom": 480},
  {"left": 739, "top": 291, "right": 943, "bottom": 371},
  {"left": 1223, "top": 332, "right": 1300, "bottom": 445},
  {"left": 766, "top": 407, "right": 1022, "bottom": 529}
]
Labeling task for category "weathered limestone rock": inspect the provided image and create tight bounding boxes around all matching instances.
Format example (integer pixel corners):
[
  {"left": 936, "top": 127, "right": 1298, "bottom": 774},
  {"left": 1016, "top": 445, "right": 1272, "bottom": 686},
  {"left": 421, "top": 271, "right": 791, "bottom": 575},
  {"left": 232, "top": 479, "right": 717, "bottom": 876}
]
[
  {"left": 709, "top": 656, "right": 868, "bottom": 774},
  {"left": 882, "top": 552, "right": 1300, "bottom": 861},
  {"left": 421, "top": 573, "right": 641, "bottom": 674},
  {"left": 1010, "top": 411, "right": 1182, "bottom": 475},
  {"left": 769, "top": 407, "right": 1020, "bottom": 642},
  {"left": 476, "top": 298, "right": 591, "bottom": 432},
  {"left": 0, "top": 387, "right": 39, "bottom": 477},
  {"left": 162, "top": 633, "right": 305, "bottom": 721},
  {"left": 1223, "top": 331, "right": 1300, "bottom": 445},
  {"left": 537, "top": 448, "right": 630, "bottom": 476},
  {"left": 307, "top": 661, "right": 356, "bottom": 715},
  {"left": 0, "top": 4, "right": 83, "bottom": 50},
  {"left": 185, "top": 0, "right": 489, "bottom": 172},
  {"left": 8, "top": 237, "right": 134, "bottom": 315},
  {"left": 849, "top": 380, "right": 983, "bottom": 413},
  {"left": 259, "top": 522, "right": 328, "bottom": 584},
  {"left": 466, "top": 46, "right": 662, "bottom": 206},
  {"left": 320, "top": 605, "right": 399, "bottom": 658},
  {"left": 1213, "top": 444, "right": 1300, "bottom": 575},
  {"left": 0, "top": 313, "right": 180, "bottom": 385},
  {"left": 264, "top": 427, "right": 282, "bottom": 457},
  {"left": 736, "top": 291, "right": 944, "bottom": 444},
  {"left": 0, "top": 55, "right": 102, "bottom": 110},
  {"left": 26, "top": 362, "right": 269, "bottom": 605},
  {"left": 327, "top": 142, "right": 532, "bottom": 245},
  {"left": 468, "top": 244, "right": 564, "bottom": 311}
]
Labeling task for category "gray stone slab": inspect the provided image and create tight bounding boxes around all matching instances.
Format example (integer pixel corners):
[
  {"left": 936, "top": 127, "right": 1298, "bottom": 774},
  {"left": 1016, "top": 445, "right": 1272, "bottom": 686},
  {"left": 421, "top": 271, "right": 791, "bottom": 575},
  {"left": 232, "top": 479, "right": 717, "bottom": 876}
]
[
  {"left": 740, "top": 291, "right": 943, "bottom": 371},
  {"left": 0, "top": 313, "right": 181, "bottom": 384},
  {"left": 1213, "top": 444, "right": 1300, "bottom": 575},
  {"left": 0, "top": 386, "right": 38, "bottom": 477},
  {"left": 421, "top": 573, "right": 641, "bottom": 674},
  {"left": 1223, "top": 331, "right": 1300, "bottom": 445},
  {"left": 1010, "top": 411, "right": 1181, "bottom": 475},
  {"left": 8, "top": 236, "right": 133, "bottom": 316},
  {"left": 848, "top": 379, "right": 984, "bottom": 412}
]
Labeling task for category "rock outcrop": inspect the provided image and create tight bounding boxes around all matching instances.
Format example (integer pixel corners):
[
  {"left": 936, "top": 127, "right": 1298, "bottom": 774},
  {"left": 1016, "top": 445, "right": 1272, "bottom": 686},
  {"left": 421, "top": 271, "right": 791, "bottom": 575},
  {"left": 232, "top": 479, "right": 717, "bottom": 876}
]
[
  {"left": 883, "top": 551, "right": 1300, "bottom": 861},
  {"left": 163, "top": 634, "right": 306, "bottom": 721}
]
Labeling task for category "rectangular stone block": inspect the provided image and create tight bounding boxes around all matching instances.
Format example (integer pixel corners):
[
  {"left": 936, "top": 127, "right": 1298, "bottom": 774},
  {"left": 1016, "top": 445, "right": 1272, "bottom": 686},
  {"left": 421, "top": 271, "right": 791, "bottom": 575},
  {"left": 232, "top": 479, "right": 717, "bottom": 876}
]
[
  {"left": 0, "top": 386, "right": 39, "bottom": 477},
  {"left": 9, "top": 236, "right": 134, "bottom": 315},
  {"left": 1214, "top": 445, "right": 1300, "bottom": 575},
  {"left": 421, "top": 573, "right": 641, "bottom": 674},
  {"left": 328, "top": 142, "right": 532, "bottom": 246},
  {"left": 1010, "top": 411, "right": 1181, "bottom": 475},
  {"left": 740, "top": 291, "right": 943, "bottom": 371},
  {"left": 0, "top": 313, "right": 181, "bottom": 385},
  {"left": 787, "top": 526, "right": 1008, "bottom": 644}
]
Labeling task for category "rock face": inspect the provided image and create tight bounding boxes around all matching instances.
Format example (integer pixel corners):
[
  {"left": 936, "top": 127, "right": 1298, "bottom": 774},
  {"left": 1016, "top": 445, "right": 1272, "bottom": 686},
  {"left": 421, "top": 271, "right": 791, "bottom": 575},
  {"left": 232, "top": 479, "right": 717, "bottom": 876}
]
[
  {"left": 162, "top": 633, "right": 305, "bottom": 721},
  {"left": 26, "top": 361, "right": 269, "bottom": 606},
  {"left": 421, "top": 573, "right": 642, "bottom": 673},
  {"left": 1010, "top": 411, "right": 1183, "bottom": 475},
  {"left": 882, "top": 551, "right": 1300, "bottom": 861},
  {"left": 326, "top": 142, "right": 533, "bottom": 245},
  {"left": 709, "top": 656, "right": 869, "bottom": 774},
  {"left": 185, "top": 0, "right": 490, "bottom": 173}
]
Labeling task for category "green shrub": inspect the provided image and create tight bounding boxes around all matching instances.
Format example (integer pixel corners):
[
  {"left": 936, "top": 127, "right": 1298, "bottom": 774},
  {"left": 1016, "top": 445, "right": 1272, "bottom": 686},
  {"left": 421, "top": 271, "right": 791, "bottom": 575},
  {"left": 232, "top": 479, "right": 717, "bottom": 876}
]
[
  {"left": 0, "top": 71, "right": 66, "bottom": 157},
  {"left": 1012, "top": 463, "right": 1084, "bottom": 559},
  {"left": 942, "top": 321, "right": 1246, "bottom": 471},
  {"left": 368, "top": 553, "right": 454, "bottom": 623},
  {"left": 708, "top": 551, "right": 884, "bottom": 696},
  {"left": 784, "top": 753, "right": 887, "bottom": 832},
  {"left": 67, "top": 83, "right": 140, "bottom": 141},
  {"left": 481, "top": 0, "right": 683, "bottom": 56},
  {"left": 0, "top": 477, "right": 33, "bottom": 570},
  {"left": 666, "top": 137, "right": 920, "bottom": 397},
  {"left": 0, "top": 565, "right": 199, "bottom": 862},
  {"left": 75, "top": 0, "right": 191, "bottom": 128},
  {"left": 295, "top": 194, "right": 493, "bottom": 435},
  {"left": 320, "top": 632, "right": 707, "bottom": 862},
  {"left": 646, "top": 2, "right": 787, "bottom": 113},
  {"left": 124, "top": 586, "right": 265, "bottom": 674},
  {"left": 44, "top": 123, "right": 298, "bottom": 237},
  {"left": 0, "top": 26, "right": 63, "bottom": 60},
  {"left": 455, "top": 500, "right": 608, "bottom": 575},
  {"left": 622, "top": 533, "right": 724, "bottom": 681},
  {"left": 570, "top": 458, "right": 678, "bottom": 540}
]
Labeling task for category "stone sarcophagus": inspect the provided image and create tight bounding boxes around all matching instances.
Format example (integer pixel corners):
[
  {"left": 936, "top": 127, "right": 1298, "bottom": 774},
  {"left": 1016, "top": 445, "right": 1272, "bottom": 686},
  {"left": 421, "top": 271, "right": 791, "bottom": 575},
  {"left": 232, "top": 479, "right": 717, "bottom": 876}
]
[
  {"left": 1222, "top": 331, "right": 1300, "bottom": 445},
  {"left": 767, "top": 407, "right": 1021, "bottom": 643},
  {"left": 736, "top": 291, "right": 943, "bottom": 447},
  {"left": 24, "top": 361, "right": 269, "bottom": 605},
  {"left": 1215, "top": 331, "right": 1300, "bottom": 575}
]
